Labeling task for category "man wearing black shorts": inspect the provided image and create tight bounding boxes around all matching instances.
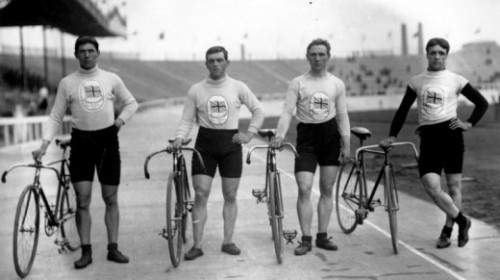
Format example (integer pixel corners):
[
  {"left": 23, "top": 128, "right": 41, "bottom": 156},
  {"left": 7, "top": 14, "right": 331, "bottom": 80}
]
[
  {"left": 380, "top": 38, "right": 488, "bottom": 248},
  {"left": 33, "top": 36, "right": 138, "bottom": 268},
  {"left": 271, "top": 39, "right": 351, "bottom": 255},
  {"left": 171, "top": 46, "right": 264, "bottom": 260}
]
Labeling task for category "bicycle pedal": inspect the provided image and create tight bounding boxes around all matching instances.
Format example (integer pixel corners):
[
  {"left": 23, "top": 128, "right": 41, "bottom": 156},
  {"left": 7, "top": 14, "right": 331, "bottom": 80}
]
[
  {"left": 186, "top": 200, "right": 194, "bottom": 212},
  {"left": 283, "top": 230, "right": 297, "bottom": 244},
  {"left": 252, "top": 189, "right": 267, "bottom": 203}
]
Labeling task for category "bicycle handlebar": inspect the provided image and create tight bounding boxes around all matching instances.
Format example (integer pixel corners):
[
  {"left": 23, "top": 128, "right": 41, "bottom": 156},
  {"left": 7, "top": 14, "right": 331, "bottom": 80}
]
[
  {"left": 246, "top": 143, "right": 299, "bottom": 165},
  {"left": 1, "top": 162, "right": 60, "bottom": 184},
  {"left": 355, "top": 141, "right": 419, "bottom": 162},
  {"left": 144, "top": 146, "right": 205, "bottom": 179}
]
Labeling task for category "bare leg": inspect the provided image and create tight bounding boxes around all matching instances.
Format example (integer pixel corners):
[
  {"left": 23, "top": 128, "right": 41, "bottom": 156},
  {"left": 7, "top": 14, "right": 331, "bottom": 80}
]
[
  {"left": 444, "top": 173, "right": 462, "bottom": 227},
  {"left": 101, "top": 184, "right": 119, "bottom": 244},
  {"left": 421, "top": 173, "right": 460, "bottom": 218},
  {"left": 74, "top": 181, "right": 93, "bottom": 245},
  {"left": 317, "top": 166, "right": 339, "bottom": 233},
  {"left": 191, "top": 174, "right": 213, "bottom": 249},
  {"left": 221, "top": 177, "right": 240, "bottom": 244},
  {"left": 295, "top": 171, "right": 314, "bottom": 237}
]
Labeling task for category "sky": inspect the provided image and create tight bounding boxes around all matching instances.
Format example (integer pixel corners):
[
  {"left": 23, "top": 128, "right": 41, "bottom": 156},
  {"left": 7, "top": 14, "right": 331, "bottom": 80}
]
[{"left": 0, "top": 0, "right": 499, "bottom": 60}]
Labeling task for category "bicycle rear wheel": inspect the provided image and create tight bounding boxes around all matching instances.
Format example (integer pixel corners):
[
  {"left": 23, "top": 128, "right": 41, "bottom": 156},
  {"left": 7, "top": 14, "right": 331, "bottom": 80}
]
[
  {"left": 59, "top": 182, "right": 80, "bottom": 251},
  {"left": 335, "top": 160, "right": 360, "bottom": 234},
  {"left": 13, "top": 185, "right": 40, "bottom": 278},
  {"left": 268, "top": 172, "right": 283, "bottom": 264},
  {"left": 166, "top": 172, "right": 183, "bottom": 267},
  {"left": 384, "top": 165, "right": 399, "bottom": 254}
]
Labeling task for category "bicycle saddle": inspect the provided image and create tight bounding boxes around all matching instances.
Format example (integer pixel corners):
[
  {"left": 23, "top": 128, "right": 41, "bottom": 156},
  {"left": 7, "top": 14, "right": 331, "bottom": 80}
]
[
  {"left": 351, "top": 127, "right": 372, "bottom": 141},
  {"left": 258, "top": 129, "right": 276, "bottom": 140}
]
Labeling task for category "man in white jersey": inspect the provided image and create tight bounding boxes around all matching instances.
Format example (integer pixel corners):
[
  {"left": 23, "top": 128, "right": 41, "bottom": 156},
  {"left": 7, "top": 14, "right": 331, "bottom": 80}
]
[
  {"left": 380, "top": 38, "right": 488, "bottom": 248},
  {"left": 171, "top": 46, "right": 264, "bottom": 260},
  {"left": 33, "top": 36, "right": 138, "bottom": 269},
  {"left": 270, "top": 39, "right": 351, "bottom": 255}
]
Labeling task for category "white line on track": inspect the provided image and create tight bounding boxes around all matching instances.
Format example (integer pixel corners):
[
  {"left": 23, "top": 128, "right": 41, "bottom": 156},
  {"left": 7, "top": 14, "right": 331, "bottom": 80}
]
[{"left": 244, "top": 146, "right": 467, "bottom": 280}]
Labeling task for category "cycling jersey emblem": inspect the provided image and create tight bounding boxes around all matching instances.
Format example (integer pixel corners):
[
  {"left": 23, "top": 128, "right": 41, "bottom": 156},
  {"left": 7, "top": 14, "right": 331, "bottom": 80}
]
[
  {"left": 309, "top": 92, "right": 330, "bottom": 120},
  {"left": 207, "top": 95, "right": 228, "bottom": 124},
  {"left": 422, "top": 86, "right": 445, "bottom": 115},
  {"left": 79, "top": 80, "right": 105, "bottom": 112}
]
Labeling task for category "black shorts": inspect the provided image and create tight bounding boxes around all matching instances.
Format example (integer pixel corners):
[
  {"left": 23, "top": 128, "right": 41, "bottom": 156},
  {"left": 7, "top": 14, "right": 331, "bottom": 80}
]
[
  {"left": 69, "top": 125, "right": 121, "bottom": 185},
  {"left": 417, "top": 120, "right": 464, "bottom": 177},
  {"left": 294, "top": 118, "right": 341, "bottom": 173},
  {"left": 192, "top": 127, "right": 242, "bottom": 178}
]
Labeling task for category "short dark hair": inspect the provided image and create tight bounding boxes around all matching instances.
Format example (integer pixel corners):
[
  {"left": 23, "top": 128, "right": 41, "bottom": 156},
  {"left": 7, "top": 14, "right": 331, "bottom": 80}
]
[
  {"left": 307, "top": 38, "right": 331, "bottom": 56},
  {"left": 75, "top": 36, "right": 99, "bottom": 53},
  {"left": 426, "top": 38, "right": 450, "bottom": 54},
  {"left": 206, "top": 46, "right": 228, "bottom": 61}
]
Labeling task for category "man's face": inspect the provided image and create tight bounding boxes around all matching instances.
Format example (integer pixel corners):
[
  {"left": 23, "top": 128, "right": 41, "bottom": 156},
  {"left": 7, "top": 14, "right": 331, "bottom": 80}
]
[
  {"left": 307, "top": 45, "right": 330, "bottom": 72},
  {"left": 426, "top": 45, "right": 448, "bottom": 71},
  {"left": 205, "top": 52, "right": 228, "bottom": 80},
  {"left": 75, "top": 43, "right": 99, "bottom": 70}
]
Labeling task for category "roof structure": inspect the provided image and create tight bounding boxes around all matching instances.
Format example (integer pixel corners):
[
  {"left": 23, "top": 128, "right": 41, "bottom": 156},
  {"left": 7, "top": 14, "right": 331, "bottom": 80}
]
[{"left": 0, "top": 0, "right": 126, "bottom": 37}]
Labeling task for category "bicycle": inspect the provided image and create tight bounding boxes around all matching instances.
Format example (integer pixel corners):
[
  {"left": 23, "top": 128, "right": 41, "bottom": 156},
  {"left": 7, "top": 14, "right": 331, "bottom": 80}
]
[
  {"left": 2, "top": 139, "right": 80, "bottom": 278},
  {"left": 246, "top": 129, "right": 299, "bottom": 264},
  {"left": 144, "top": 138, "right": 205, "bottom": 267},
  {"left": 335, "top": 127, "right": 418, "bottom": 254}
]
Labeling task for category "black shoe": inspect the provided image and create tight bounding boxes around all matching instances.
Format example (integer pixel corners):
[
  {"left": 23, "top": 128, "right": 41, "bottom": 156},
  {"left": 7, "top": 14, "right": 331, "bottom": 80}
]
[
  {"left": 74, "top": 254, "right": 92, "bottom": 269},
  {"left": 221, "top": 243, "right": 241, "bottom": 255},
  {"left": 458, "top": 217, "right": 471, "bottom": 247},
  {"left": 316, "top": 237, "right": 338, "bottom": 251},
  {"left": 436, "top": 233, "right": 451, "bottom": 249},
  {"left": 184, "top": 247, "right": 204, "bottom": 260},
  {"left": 107, "top": 249, "right": 130, "bottom": 263},
  {"left": 294, "top": 240, "right": 312, "bottom": 256}
]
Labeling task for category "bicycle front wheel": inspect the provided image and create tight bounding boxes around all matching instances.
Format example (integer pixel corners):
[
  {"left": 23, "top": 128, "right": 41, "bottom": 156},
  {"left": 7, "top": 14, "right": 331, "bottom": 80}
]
[
  {"left": 13, "top": 185, "right": 40, "bottom": 278},
  {"left": 384, "top": 165, "right": 399, "bottom": 254},
  {"left": 268, "top": 172, "right": 283, "bottom": 264},
  {"left": 179, "top": 156, "right": 189, "bottom": 244},
  {"left": 335, "top": 160, "right": 360, "bottom": 234},
  {"left": 60, "top": 182, "right": 80, "bottom": 251},
  {"left": 166, "top": 172, "right": 183, "bottom": 267}
]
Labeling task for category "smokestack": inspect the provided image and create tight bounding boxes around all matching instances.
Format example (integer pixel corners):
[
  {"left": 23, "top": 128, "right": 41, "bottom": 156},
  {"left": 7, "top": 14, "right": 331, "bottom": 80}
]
[
  {"left": 417, "top": 22, "right": 424, "bottom": 55},
  {"left": 401, "top": 24, "right": 408, "bottom": 56}
]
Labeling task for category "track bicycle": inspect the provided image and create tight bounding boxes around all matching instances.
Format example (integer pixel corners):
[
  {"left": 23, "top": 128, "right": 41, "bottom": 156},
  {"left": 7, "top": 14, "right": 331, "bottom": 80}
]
[
  {"left": 246, "top": 129, "right": 299, "bottom": 264},
  {"left": 144, "top": 138, "right": 205, "bottom": 267},
  {"left": 2, "top": 139, "right": 80, "bottom": 278},
  {"left": 335, "top": 127, "right": 418, "bottom": 254}
]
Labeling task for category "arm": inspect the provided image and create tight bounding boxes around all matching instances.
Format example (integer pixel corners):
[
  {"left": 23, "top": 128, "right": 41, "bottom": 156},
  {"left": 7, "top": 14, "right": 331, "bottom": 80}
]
[
  {"left": 271, "top": 81, "right": 299, "bottom": 149},
  {"left": 233, "top": 84, "right": 265, "bottom": 144},
  {"left": 461, "top": 83, "right": 489, "bottom": 126},
  {"left": 114, "top": 75, "right": 138, "bottom": 128},
  {"left": 335, "top": 82, "right": 351, "bottom": 159},
  {"left": 173, "top": 89, "right": 197, "bottom": 148},
  {"left": 380, "top": 86, "right": 416, "bottom": 147}
]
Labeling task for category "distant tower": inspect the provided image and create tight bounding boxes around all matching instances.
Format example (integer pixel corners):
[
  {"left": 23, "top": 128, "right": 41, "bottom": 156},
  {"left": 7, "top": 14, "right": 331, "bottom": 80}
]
[
  {"left": 417, "top": 22, "right": 424, "bottom": 55},
  {"left": 401, "top": 24, "right": 408, "bottom": 56},
  {"left": 241, "top": 44, "right": 246, "bottom": 61}
]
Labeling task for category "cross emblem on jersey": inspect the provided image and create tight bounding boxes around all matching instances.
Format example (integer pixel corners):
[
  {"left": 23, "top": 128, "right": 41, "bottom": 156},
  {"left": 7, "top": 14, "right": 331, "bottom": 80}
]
[
  {"left": 426, "top": 92, "right": 443, "bottom": 104},
  {"left": 210, "top": 100, "right": 227, "bottom": 112},
  {"left": 84, "top": 85, "right": 102, "bottom": 98},
  {"left": 313, "top": 97, "right": 328, "bottom": 109}
]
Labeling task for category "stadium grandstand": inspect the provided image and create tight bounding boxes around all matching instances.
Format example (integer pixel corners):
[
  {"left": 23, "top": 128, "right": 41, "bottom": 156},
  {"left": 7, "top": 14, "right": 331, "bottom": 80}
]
[{"left": 1, "top": 2, "right": 499, "bottom": 146}]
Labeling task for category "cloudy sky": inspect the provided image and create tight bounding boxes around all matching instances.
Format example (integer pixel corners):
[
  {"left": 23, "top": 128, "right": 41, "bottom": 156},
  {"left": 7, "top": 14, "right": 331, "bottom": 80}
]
[{"left": 1, "top": 0, "right": 499, "bottom": 60}]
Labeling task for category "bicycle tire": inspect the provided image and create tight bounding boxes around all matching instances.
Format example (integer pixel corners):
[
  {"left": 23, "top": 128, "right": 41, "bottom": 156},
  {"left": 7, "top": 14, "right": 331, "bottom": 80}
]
[
  {"left": 179, "top": 156, "right": 189, "bottom": 244},
  {"left": 166, "top": 172, "right": 183, "bottom": 267},
  {"left": 335, "top": 160, "right": 360, "bottom": 234},
  {"left": 13, "top": 185, "right": 40, "bottom": 278},
  {"left": 59, "top": 182, "right": 80, "bottom": 251},
  {"left": 384, "top": 165, "right": 399, "bottom": 254},
  {"left": 268, "top": 172, "right": 283, "bottom": 264}
]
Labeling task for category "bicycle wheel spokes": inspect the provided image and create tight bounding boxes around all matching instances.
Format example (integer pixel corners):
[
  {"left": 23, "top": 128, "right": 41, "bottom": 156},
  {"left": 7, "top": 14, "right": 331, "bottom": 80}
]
[
  {"left": 268, "top": 172, "right": 283, "bottom": 264},
  {"left": 59, "top": 182, "right": 80, "bottom": 252},
  {"left": 13, "top": 185, "right": 40, "bottom": 278},
  {"left": 166, "top": 172, "right": 183, "bottom": 267},
  {"left": 336, "top": 160, "right": 360, "bottom": 234},
  {"left": 384, "top": 166, "right": 399, "bottom": 254}
]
